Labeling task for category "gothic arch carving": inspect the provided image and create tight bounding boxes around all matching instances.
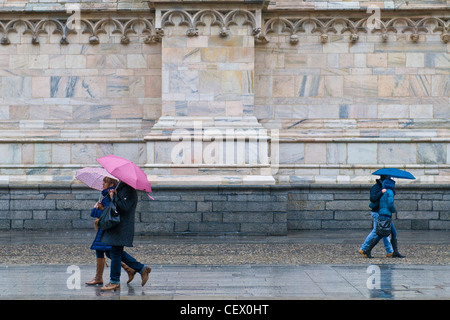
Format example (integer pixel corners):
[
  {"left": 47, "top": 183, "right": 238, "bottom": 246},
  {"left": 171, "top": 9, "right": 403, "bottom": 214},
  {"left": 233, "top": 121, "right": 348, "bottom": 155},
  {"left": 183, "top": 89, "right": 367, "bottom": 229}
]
[
  {"left": 261, "top": 15, "right": 450, "bottom": 44},
  {"left": 0, "top": 18, "right": 75, "bottom": 45},
  {"left": 0, "top": 12, "right": 448, "bottom": 45},
  {"left": 80, "top": 17, "right": 158, "bottom": 44},
  {"left": 159, "top": 8, "right": 260, "bottom": 37},
  {"left": 0, "top": 16, "right": 159, "bottom": 45}
]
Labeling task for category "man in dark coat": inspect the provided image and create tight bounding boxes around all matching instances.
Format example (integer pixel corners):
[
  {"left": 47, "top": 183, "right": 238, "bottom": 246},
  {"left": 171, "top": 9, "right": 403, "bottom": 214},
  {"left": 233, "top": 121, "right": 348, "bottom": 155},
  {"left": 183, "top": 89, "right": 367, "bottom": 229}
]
[
  {"left": 359, "top": 175, "right": 405, "bottom": 258},
  {"left": 358, "top": 175, "right": 394, "bottom": 258},
  {"left": 100, "top": 182, "right": 151, "bottom": 291}
]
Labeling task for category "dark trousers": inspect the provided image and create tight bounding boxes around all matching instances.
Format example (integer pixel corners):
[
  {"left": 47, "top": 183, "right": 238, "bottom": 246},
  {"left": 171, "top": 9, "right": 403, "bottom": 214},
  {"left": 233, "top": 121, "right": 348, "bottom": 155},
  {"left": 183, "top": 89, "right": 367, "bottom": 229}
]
[{"left": 106, "top": 246, "right": 144, "bottom": 283}]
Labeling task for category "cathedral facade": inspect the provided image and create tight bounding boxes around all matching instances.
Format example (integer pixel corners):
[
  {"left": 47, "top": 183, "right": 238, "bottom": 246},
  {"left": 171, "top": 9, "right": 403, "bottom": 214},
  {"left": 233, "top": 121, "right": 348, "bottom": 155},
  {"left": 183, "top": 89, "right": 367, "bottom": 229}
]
[{"left": 0, "top": 1, "right": 448, "bottom": 233}]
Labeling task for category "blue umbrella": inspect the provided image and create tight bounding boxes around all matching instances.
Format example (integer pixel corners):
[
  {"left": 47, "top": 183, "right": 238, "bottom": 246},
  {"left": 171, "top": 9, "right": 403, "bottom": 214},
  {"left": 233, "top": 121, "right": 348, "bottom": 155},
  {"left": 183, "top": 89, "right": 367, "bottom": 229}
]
[{"left": 372, "top": 168, "right": 416, "bottom": 180}]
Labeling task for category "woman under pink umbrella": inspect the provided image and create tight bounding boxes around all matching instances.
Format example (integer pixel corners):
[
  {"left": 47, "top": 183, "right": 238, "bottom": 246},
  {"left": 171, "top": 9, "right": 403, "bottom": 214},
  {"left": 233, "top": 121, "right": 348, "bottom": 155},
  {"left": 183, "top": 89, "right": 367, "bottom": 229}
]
[
  {"left": 85, "top": 177, "right": 136, "bottom": 286},
  {"left": 95, "top": 155, "right": 153, "bottom": 291},
  {"left": 100, "top": 180, "right": 152, "bottom": 291},
  {"left": 93, "top": 155, "right": 152, "bottom": 291}
]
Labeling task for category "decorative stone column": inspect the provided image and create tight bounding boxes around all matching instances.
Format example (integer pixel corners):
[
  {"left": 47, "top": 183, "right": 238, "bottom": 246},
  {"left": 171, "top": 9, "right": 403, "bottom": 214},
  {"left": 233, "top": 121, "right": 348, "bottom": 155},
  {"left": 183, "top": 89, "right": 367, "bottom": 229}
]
[{"left": 145, "top": 0, "right": 276, "bottom": 185}]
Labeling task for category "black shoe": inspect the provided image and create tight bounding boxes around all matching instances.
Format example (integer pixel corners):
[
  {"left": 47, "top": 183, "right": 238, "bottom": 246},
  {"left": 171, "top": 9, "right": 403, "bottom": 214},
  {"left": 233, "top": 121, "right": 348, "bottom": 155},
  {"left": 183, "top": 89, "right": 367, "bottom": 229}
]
[
  {"left": 392, "top": 251, "right": 405, "bottom": 258},
  {"left": 391, "top": 239, "right": 405, "bottom": 258}
]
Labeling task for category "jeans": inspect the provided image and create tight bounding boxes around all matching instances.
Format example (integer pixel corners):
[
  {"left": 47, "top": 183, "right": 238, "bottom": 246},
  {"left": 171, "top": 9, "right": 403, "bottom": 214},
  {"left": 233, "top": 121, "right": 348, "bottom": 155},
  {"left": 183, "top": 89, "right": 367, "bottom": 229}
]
[
  {"left": 360, "top": 212, "right": 397, "bottom": 254},
  {"left": 106, "top": 246, "right": 145, "bottom": 284}
]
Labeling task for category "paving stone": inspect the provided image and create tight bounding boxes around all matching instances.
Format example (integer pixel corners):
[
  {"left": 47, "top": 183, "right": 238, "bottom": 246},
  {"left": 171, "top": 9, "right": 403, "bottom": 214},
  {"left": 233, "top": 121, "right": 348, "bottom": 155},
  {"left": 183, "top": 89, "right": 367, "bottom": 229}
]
[{"left": 0, "top": 230, "right": 448, "bottom": 300}]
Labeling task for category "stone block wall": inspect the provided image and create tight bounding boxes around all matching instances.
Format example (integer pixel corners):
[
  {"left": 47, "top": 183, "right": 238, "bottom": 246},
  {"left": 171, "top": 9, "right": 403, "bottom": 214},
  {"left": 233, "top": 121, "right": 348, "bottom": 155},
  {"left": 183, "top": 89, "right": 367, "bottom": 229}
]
[
  {"left": 286, "top": 185, "right": 450, "bottom": 231},
  {"left": 1, "top": 184, "right": 448, "bottom": 234}
]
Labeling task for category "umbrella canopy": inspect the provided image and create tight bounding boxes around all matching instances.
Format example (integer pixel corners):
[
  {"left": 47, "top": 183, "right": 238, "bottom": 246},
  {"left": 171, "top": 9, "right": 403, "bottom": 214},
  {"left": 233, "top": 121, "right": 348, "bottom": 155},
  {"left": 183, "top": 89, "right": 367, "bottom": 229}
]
[
  {"left": 75, "top": 167, "right": 118, "bottom": 191},
  {"left": 96, "top": 155, "right": 153, "bottom": 194},
  {"left": 372, "top": 168, "right": 416, "bottom": 180}
]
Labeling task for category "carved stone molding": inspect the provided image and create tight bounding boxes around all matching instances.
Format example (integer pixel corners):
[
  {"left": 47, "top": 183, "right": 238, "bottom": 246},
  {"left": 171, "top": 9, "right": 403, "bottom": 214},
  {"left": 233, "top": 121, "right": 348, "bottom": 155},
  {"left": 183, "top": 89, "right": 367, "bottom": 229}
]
[
  {"left": 0, "top": 16, "right": 160, "bottom": 45},
  {"left": 261, "top": 15, "right": 450, "bottom": 44},
  {"left": 80, "top": 17, "right": 159, "bottom": 44},
  {"left": 1, "top": 12, "right": 448, "bottom": 45},
  {"left": 158, "top": 8, "right": 263, "bottom": 38}
]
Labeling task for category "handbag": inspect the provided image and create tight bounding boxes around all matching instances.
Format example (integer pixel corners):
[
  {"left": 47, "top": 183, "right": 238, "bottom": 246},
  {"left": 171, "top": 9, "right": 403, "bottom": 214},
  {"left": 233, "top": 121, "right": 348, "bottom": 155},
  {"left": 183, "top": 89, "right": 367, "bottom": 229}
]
[
  {"left": 375, "top": 215, "right": 392, "bottom": 238},
  {"left": 97, "top": 201, "right": 120, "bottom": 230}
]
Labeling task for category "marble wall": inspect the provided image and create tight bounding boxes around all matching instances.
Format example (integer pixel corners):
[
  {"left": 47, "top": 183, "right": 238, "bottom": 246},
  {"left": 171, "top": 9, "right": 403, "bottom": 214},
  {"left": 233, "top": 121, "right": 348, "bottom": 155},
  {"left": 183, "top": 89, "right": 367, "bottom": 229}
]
[
  {"left": 0, "top": 0, "right": 448, "bottom": 232},
  {"left": 0, "top": 13, "right": 161, "bottom": 185},
  {"left": 0, "top": 1, "right": 448, "bottom": 186},
  {"left": 254, "top": 8, "right": 450, "bottom": 185},
  {"left": 0, "top": 42, "right": 161, "bottom": 122}
]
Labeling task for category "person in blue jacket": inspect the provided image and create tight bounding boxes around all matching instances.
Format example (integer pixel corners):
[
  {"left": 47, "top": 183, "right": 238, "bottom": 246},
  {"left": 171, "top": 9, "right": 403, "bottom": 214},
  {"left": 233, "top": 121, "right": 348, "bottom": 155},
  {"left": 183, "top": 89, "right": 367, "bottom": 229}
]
[
  {"left": 359, "top": 176, "right": 405, "bottom": 258},
  {"left": 85, "top": 177, "right": 136, "bottom": 285}
]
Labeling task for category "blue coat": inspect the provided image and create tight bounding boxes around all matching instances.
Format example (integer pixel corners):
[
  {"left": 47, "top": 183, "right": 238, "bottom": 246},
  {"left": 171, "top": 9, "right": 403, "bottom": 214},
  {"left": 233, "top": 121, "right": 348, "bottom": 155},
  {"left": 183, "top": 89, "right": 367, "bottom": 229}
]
[
  {"left": 378, "top": 179, "right": 397, "bottom": 217},
  {"left": 378, "top": 189, "right": 397, "bottom": 217},
  {"left": 90, "top": 187, "right": 114, "bottom": 252},
  {"left": 369, "top": 179, "right": 396, "bottom": 212}
]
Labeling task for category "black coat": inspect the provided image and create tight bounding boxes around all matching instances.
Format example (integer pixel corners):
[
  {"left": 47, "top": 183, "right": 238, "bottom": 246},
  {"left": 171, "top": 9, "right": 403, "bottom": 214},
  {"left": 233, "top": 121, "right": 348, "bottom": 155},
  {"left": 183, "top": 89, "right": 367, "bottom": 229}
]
[
  {"left": 369, "top": 179, "right": 383, "bottom": 212},
  {"left": 101, "top": 182, "right": 138, "bottom": 247}
]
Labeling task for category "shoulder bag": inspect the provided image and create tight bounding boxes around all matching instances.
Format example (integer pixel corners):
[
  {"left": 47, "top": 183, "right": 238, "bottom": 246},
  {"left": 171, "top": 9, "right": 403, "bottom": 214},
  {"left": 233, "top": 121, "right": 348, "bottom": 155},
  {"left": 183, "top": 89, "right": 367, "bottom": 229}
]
[
  {"left": 97, "top": 201, "right": 120, "bottom": 230},
  {"left": 375, "top": 214, "right": 392, "bottom": 238}
]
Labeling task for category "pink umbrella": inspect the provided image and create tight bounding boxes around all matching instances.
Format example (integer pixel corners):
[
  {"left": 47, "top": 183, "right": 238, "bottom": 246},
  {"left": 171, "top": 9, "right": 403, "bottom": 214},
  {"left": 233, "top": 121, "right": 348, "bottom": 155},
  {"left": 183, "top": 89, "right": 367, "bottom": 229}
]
[
  {"left": 96, "top": 155, "right": 153, "bottom": 199},
  {"left": 75, "top": 167, "right": 118, "bottom": 191}
]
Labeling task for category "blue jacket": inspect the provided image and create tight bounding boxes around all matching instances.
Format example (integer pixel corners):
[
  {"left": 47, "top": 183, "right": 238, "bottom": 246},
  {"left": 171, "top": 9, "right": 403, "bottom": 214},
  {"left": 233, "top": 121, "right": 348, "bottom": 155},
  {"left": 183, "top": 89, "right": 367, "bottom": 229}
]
[
  {"left": 378, "top": 179, "right": 397, "bottom": 217},
  {"left": 90, "top": 187, "right": 115, "bottom": 252},
  {"left": 378, "top": 189, "right": 397, "bottom": 217},
  {"left": 369, "top": 178, "right": 396, "bottom": 212}
]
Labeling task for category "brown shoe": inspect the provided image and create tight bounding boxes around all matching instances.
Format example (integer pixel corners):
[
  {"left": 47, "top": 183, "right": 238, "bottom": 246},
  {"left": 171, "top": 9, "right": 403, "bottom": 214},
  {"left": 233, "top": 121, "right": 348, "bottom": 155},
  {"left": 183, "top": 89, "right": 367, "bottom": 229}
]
[
  {"left": 121, "top": 262, "right": 136, "bottom": 284},
  {"left": 100, "top": 282, "right": 120, "bottom": 291},
  {"left": 140, "top": 266, "right": 152, "bottom": 287},
  {"left": 85, "top": 258, "right": 105, "bottom": 285}
]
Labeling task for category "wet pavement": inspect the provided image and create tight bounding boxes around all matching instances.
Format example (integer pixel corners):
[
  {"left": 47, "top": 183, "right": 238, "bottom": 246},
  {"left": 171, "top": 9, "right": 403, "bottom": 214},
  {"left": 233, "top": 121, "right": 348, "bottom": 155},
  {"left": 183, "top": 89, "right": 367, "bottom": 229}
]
[
  {"left": 0, "top": 230, "right": 449, "bottom": 300},
  {"left": 1, "top": 263, "right": 448, "bottom": 300}
]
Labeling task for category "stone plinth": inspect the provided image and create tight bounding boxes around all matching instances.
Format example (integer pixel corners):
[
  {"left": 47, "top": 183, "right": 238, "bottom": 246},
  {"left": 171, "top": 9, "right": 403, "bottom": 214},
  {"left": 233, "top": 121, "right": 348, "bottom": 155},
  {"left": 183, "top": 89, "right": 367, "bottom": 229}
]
[{"left": 146, "top": 0, "right": 275, "bottom": 185}]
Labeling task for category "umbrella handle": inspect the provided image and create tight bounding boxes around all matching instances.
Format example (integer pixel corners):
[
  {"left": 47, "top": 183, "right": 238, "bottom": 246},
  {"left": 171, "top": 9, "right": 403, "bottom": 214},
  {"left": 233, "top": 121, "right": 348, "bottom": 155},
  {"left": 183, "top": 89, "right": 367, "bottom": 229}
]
[{"left": 113, "top": 180, "right": 154, "bottom": 200}]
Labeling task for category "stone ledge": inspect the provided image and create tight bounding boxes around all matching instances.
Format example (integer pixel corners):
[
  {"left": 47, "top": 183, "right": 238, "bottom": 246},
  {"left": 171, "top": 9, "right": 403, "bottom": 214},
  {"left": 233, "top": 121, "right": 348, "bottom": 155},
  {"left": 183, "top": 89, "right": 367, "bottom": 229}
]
[
  {"left": 268, "top": 1, "right": 450, "bottom": 12},
  {"left": 3, "top": 1, "right": 448, "bottom": 13},
  {"left": 1, "top": 182, "right": 449, "bottom": 190}
]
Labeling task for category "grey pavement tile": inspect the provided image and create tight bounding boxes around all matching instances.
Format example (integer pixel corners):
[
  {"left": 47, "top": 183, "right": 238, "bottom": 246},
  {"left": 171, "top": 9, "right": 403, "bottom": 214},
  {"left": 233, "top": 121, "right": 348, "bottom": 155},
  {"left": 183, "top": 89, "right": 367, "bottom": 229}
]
[
  {"left": 1, "top": 263, "right": 448, "bottom": 300},
  {"left": 0, "top": 230, "right": 449, "bottom": 300}
]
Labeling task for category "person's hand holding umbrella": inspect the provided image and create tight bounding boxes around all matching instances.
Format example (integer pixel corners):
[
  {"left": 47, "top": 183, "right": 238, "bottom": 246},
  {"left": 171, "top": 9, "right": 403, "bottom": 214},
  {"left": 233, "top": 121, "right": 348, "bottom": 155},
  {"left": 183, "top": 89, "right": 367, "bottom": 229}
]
[{"left": 108, "top": 188, "right": 116, "bottom": 200}]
